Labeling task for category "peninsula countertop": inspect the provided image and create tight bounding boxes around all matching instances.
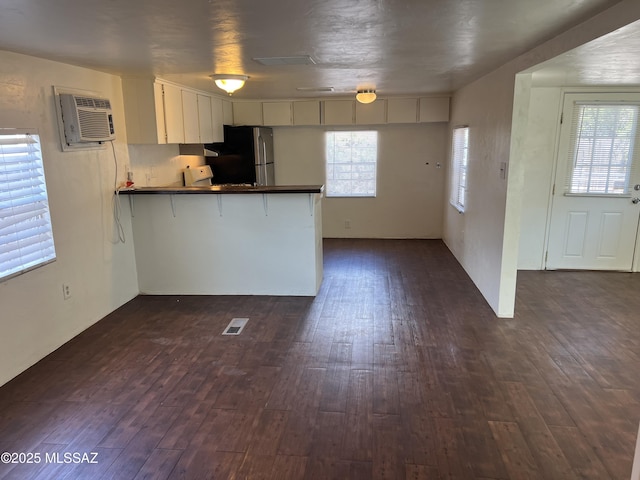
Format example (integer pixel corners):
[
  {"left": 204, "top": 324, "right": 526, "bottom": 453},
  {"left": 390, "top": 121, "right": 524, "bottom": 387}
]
[{"left": 118, "top": 185, "right": 324, "bottom": 195}]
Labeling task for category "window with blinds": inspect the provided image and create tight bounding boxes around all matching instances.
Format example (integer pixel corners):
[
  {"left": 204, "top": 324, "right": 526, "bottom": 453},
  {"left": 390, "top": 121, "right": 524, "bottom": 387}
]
[
  {"left": 0, "top": 130, "right": 56, "bottom": 281},
  {"left": 325, "top": 131, "right": 377, "bottom": 197},
  {"left": 566, "top": 103, "right": 640, "bottom": 195},
  {"left": 450, "top": 126, "right": 469, "bottom": 212}
]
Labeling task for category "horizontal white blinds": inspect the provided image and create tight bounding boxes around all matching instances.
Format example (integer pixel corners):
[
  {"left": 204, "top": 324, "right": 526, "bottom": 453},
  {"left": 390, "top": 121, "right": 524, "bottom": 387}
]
[
  {"left": 0, "top": 130, "right": 56, "bottom": 281},
  {"left": 450, "top": 126, "right": 469, "bottom": 212},
  {"left": 566, "top": 103, "right": 640, "bottom": 195}
]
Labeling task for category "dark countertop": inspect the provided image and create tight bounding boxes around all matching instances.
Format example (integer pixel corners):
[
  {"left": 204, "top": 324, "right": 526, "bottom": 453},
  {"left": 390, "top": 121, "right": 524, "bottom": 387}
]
[{"left": 118, "top": 185, "right": 324, "bottom": 195}]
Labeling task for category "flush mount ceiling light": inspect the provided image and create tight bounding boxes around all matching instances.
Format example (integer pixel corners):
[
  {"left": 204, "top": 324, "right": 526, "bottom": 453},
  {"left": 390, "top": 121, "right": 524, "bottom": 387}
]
[
  {"left": 356, "top": 89, "right": 377, "bottom": 104},
  {"left": 211, "top": 74, "right": 249, "bottom": 95}
]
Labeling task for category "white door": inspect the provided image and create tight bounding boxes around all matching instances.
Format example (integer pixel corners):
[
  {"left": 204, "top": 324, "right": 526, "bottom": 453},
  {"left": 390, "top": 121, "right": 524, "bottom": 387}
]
[{"left": 546, "top": 93, "right": 640, "bottom": 270}]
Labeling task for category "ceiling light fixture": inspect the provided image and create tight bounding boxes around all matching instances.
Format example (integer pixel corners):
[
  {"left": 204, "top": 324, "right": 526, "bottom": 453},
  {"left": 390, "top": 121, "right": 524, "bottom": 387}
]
[
  {"left": 211, "top": 74, "right": 249, "bottom": 95},
  {"left": 356, "top": 89, "right": 377, "bottom": 104}
]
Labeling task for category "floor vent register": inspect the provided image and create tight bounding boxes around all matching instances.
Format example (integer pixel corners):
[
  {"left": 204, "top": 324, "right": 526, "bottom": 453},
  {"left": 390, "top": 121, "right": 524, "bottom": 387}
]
[{"left": 222, "top": 317, "right": 249, "bottom": 335}]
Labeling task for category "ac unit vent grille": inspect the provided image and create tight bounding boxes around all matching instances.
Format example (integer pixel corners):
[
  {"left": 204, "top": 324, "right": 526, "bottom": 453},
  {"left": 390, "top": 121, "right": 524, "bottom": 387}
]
[
  {"left": 93, "top": 99, "right": 111, "bottom": 109},
  {"left": 77, "top": 111, "right": 113, "bottom": 139},
  {"left": 73, "top": 96, "right": 111, "bottom": 110}
]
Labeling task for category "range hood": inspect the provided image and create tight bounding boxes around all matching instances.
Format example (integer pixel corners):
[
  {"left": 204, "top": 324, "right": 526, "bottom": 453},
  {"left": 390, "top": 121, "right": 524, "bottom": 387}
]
[{"left": 178, "top": 144, "right": 218, "bottom": 156}]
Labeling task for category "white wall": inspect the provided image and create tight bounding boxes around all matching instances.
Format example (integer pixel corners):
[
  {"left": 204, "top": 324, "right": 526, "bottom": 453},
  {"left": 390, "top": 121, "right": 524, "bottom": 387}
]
[
  {"left": 518, "top": 87, "right": 562, "bottom": 269},
  {"left": 273, "top": 124, "right": 448, "bottom": 238},
  {"left": 0, "top": 50, "right": 139, "bottom": 387},
  {"left": 444, "top": 0, "right": 640, "bottom": 317}
]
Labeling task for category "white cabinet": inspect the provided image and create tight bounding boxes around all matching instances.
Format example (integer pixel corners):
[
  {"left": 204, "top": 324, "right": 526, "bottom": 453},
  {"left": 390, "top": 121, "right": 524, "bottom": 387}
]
[
  {"left": 323, "top": 100, "right": 355, "bottom": 125},
  {"left": 263, "top": 102, "right": 292, "bottom": 126},
  {"left": 293, "top": 101, "right": 321, "bottom": 125},
  {"left": 419, "top": 97, "right": 450, "bottom": 123},
  {"left": 163, "top": 83, "right": 185, "bottom": 144},
  {"left": 197, "top": 94, "right": 214, "bottom": 143},
  {"left": 233, "top": 102, "right": 263, "bottom": 125},
  {"left": 210, "top": 97, "right": 224, "bottom": 142},
  {"left": 122, "top": 77, "right": 166, "bottom": 144},
  {"left": 182, "top": 90, "right": 200, "bottom": 144},
  {"left": 122, "top": 77, "right": 226, "bottom": 144},
  {"left": 387, "top": 98, "right": 418, "bottom": 123},
  {"left": 356, "top": 100, "right": 386, "bottom": 125},
  {"left": 222, "top": 100, "right": 233, "bottom": 126}
]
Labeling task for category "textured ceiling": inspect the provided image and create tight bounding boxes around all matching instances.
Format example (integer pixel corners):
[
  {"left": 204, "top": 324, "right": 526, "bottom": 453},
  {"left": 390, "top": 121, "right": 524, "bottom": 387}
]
[{"left": 0, "top": 0, "right": 630, "bottom": 99}]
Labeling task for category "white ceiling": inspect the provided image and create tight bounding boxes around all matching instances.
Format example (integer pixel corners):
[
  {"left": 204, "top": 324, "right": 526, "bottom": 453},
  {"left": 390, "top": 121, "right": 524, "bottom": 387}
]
[
  {"left": 0, "top": 0, "right": 633, "bottom": 99},
  {"left": 529, "top": 19, "right": 640, "bottom": 87}
]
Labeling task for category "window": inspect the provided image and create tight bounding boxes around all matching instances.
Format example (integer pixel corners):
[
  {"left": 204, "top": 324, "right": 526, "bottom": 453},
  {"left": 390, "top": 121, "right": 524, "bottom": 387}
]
[
  {"left": 325, "top": 131, "right": 377, "bottom": 197},
  {"left": 450, "top": 126, "right": 469, "bottom": 212},
  {"left": 0, "top": 130, "right": 56, "bottom": 281},
  {"left": 566, "top": 103, "right": 639, "bottom": 195}
]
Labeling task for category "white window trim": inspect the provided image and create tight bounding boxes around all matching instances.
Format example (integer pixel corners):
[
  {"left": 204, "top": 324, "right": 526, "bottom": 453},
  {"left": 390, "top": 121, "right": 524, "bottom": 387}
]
[
  {"left": 0, "top": 129, "right": 56, "bottom": 282},
  {"left": 450, "top": 126, "right": 469, "bottom": 213}
]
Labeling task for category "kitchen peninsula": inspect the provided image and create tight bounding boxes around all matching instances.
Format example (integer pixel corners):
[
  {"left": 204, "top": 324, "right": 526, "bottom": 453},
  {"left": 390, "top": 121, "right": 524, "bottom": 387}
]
[{"left": 121, "top": 185, "right": 324, "bottom": 296}]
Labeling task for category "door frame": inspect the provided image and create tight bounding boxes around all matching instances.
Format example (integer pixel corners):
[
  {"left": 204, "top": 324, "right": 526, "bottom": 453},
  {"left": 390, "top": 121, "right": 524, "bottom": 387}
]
[{"left": 543, "top": 88, "right": 640, "bottom": 272}]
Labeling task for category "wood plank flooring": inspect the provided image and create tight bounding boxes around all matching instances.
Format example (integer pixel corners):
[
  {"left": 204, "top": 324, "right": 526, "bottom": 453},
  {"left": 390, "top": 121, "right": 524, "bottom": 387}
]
[{"left": 1, "top": 238, "right": 639, "bottom": 479}]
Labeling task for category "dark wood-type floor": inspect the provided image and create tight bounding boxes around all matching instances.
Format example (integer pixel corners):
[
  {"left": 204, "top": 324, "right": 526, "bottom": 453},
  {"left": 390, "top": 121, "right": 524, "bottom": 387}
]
[{"left": 1, "top": 239, "right": 639, "bottom": 479}]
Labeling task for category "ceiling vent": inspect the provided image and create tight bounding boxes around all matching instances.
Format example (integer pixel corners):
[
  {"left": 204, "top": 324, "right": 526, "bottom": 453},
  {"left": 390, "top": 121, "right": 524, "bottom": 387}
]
[
  {"left": 253, "top": 55, "right": 316, "bottom": 66},
  {"left": 296, "top": 87, "right": 335, "bottom": 92}
]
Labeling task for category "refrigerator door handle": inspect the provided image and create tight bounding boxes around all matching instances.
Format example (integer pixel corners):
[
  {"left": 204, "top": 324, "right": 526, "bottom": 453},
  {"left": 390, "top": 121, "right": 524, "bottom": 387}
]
[{"left": 258, "top": 136, "right": 267, "bottom": 165}]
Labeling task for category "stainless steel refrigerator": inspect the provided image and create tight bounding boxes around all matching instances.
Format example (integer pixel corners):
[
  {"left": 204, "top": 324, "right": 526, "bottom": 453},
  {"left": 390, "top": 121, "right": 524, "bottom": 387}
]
[{"left": 205, "top": 126, "right": 275, "bottom": 185}]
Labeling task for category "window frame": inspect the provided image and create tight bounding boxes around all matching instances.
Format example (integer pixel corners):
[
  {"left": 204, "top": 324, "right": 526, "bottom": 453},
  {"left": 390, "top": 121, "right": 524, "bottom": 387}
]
[
  {"left": 324, "top": 130, "right": 378, "bottom": 198},
  {"left": 450, "top": 126, "right": 469, "bottom": 213},
  {"left": 0, "top": 129, "right": 57, "bottom": 282}
]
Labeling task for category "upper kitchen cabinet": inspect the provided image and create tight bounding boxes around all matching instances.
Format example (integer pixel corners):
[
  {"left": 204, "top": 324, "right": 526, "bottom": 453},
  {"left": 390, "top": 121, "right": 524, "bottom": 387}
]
[
  {"left": 419, "top": 97, "right": 450, "bottom": 123},
  {"left": 162, "top": 82, "right": 186, "bottom": 144},
  {"left": 233, "top": 102, "right": 263, "bottom": 126},
  {"left": 355, "top": 100, "right": 386, "bottom": 125},
  {"left": 122, "top": 77, "right": 167, "bottom": 144},
  {"left": 182, "top": 90, "right": 200, "bottom": 144},
  {"left": 263, "top": 102, "right": 292, "bottom": 126},
  {"left": 210, "top": 97, "right": 224, "bottom": 142},
  {"left": 293, "top": 101, "right": 321, "bottom": 125},
  {"left": 196, "top": 94, "right": 213, "bottom": 143},
  {"left": 323, "top": 100, "right": 355, "bottom": 125},
  {"left": 387, "top": 98, "right": 418, "bottom": 123},
  {"left": 222, "top": 100, "right": 233, "bottom": 125},
  {"left": 122, "top": 77, "right": 225, "bottom": 144},
  {"left": 121, "top": 77, "right": 184, "bottom": 144},
  {"left": 195, "top": 94, "right": 224, "bottom": 143}
]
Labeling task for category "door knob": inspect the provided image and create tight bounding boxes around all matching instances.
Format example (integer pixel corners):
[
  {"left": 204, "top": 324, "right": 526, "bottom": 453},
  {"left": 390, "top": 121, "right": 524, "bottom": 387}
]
[
  {"left": 635, "top": 184, "right": 640, "bottom": 191},
  {"left": 632, "top": 197, "right": 640, "bottom": 204}
]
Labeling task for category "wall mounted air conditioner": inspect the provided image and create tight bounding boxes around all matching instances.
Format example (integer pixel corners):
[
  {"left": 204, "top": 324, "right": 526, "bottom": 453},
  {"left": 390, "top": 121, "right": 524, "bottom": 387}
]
[{"left": 59, "top": 93, "right": 116, "bottom": 144}]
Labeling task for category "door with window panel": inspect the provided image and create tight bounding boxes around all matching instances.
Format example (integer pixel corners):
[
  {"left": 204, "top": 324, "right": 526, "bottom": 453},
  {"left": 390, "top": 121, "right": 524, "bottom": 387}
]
[{"left": 546, "top": 93, "right": 640, "bottom": 270}]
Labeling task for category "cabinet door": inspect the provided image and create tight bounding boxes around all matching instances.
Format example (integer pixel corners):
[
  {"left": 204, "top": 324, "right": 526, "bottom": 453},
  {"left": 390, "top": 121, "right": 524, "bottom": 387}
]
[
  {"left": 263, "top": 102, "right": 292, "bottom": 126},
  {"left": 122, "top": 78, "right": 166, "bottom": 144},
  {"left": 323, "top": 100, "right": 354, "bottom": 125},
  {"left": 356, "top": 100, "right": 386, "bottom": 125},
  {"left": 182, "top": 90, "right": 200, "bottom": 144},
  {"left": 222, "top": 100, "right": 233, "bottom": 125},
  {"left": 387, "top": 98, "right": 418, "bottom": 123},
  {"left": 163, "top": 83, "right": 185, "bottom": 144},
  {"left": 233, "top": 102, "right": 263, "bottom": 125},
  {"left": 293, "top": 101, "right": 321, "bottom": 125},
  {"left": 211, "top": 97, "right": 224, "bottom": 142},
  {"left": 419, "top": 97, "right": 450, "bottom": 123},
  {"left": 197, "top": 94, "right": 214, "bottom": 143},
  {"left": 153, "top": 82, "right": 167, "bottom": 144}
]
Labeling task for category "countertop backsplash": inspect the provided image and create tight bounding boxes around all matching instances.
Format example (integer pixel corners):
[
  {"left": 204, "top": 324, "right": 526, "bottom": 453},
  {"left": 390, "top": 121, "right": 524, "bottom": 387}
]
[{"left": 127, "top": 144, "right": 205, "bottom": 187}]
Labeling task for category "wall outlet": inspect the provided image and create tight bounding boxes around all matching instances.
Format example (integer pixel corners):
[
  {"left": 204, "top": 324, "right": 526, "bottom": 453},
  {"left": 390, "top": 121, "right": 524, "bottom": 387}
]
[
  {"left": 62, "top": 283, "right": 71, "bottom": 300},
  {"left": 345, "top": 219, "right": 351, "bottom": 229}
]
